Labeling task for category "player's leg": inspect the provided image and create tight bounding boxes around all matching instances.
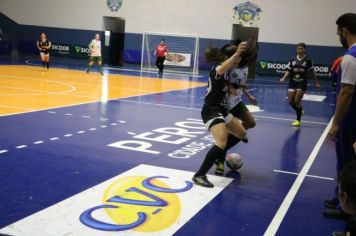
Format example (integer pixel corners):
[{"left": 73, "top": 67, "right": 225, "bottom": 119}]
[
  {"left": 98, "top": 57, "right": 103, "bottom": 75},
  {"left": 44, "top": 53, "right": 50, "bottom": 69},
  {"left": 193, "top": 114, "right": 228, "bottom": 187},
  {"left": 288, "top": 89, "right": 297, "bottom": 111},
  {"left": 40, "top": 52, "right": 46, "bottom": 68},
  {"left": 87, "top": 57, "right": 94, "bottom": 73},
  {"left": 234, "top": 102, "right": 256, "bottom": 130},
  {"left": 161, "top": 57, "right": 165, "bottom": 72},
  {"left": 292, "top": 89, "right": 305, "bottom": 126}
]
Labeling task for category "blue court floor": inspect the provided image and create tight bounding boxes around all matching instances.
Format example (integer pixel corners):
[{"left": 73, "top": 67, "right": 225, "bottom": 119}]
[{"left": 0, "top": 56, "right": 344, "bottom": 236}]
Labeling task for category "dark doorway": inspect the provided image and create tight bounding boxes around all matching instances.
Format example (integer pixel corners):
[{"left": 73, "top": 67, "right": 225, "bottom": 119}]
[
  {"left": 231, "top": 24, "right": 259, "bottom": 78},
  {"left": 103, "top": 17, "right": 125, "bottom": 66}
]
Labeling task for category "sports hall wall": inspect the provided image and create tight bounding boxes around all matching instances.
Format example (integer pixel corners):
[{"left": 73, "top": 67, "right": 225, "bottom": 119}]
[{"left": 0, "top": 0, "right": 353, "bottom": 71}]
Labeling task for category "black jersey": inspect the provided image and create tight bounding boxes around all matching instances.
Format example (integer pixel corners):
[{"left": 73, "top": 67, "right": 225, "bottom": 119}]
[
  {"left": 287, "top": 56, "right": 314, "bottom": 82},
  {"left": 38, "top": 39, "right": 51, "bottom": 53},
  {"left": 203, "top": 64, "right": 229, "bottom": 107}
]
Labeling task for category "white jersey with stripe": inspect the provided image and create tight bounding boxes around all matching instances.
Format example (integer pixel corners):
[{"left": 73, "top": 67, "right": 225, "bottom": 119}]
[
  {"left": 226, "top": 66, "right": 248, "bottom": 110},
  {"left": 89, "top": 39, "right": 101, "bottom": 57}
]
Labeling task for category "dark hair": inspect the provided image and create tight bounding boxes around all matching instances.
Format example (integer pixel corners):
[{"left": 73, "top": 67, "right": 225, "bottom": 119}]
[
  {"left": 336, "top": 13, "right": 356, "bottom": 35},
  {"left": 339, "top": 161, "right": 356, "bottom": 206},
  {"left": 204, "top": 44, "right": 237, "bottom": 64},
  {"left": 161, "top": 39, "right": 165, "bottom": 42},
  {"left": 297, "top": 43, "right": 306, "bottom": 49},
  {"left": 239, "top": 38, "right": 258, "bottom": 68}
]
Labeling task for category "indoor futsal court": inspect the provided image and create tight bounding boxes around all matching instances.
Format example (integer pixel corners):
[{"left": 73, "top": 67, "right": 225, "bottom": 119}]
[{"left": 0, "top": 1, "right": 355, "bottom": 236}]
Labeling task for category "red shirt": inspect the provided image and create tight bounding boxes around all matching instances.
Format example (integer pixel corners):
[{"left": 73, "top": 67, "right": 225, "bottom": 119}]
[{"left": 156, "top": 45, "right": 168, "bottom": 57}]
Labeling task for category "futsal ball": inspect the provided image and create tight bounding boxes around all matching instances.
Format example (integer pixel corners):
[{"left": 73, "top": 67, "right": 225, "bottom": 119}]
[{"left": 226, "top": 153, "right": 243, "bottom": 171}]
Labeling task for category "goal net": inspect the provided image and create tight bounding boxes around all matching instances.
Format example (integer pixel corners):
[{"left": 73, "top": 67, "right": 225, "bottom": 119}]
[{"left": 141, "top": 32, "right": 199, "bottom": 75}]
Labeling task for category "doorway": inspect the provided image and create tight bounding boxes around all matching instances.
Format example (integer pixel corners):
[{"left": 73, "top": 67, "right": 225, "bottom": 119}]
[
  {"left": 103, "top": 16, "right": 125, "bottom": 66},
  {"left": 231, "top": 24, "right": 259, "bottom": 78}
]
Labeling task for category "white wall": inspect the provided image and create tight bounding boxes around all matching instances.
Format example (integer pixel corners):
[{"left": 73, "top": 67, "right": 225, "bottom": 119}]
[{"left": 1, "top": 0, "right": 355, "bottom": 46}]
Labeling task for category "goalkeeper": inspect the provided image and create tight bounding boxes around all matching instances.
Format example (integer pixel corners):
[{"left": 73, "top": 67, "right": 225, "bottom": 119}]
[{"left": 154, "top": 39, "right": 168, "bottom": 73}]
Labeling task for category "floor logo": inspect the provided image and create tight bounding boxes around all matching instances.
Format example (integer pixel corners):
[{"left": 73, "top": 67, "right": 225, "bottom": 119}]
[
  {"left": 80, "top": 175, "right": 192, "bottom": 232},
  {"left": 0, "top": 165, "right": 232, "bottom": 236}
]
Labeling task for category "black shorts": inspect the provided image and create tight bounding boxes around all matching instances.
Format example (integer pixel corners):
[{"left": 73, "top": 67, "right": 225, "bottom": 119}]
[
  {"left": 289, "top": 79, "right": 307, "bottom": 92},
  {"left": 40, "top": 50, "right": 50, "bottom": 55},
  {"left": 201, "top": 105, "right": 232, "bottom": 130},
  {"left": 229, "top": 101, "right": 249, "bottom": 118}
]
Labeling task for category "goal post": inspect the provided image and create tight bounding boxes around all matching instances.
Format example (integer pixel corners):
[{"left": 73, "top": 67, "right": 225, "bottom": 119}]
[{"left": 141, "top": 31, "right": 199, "bottom": 75}]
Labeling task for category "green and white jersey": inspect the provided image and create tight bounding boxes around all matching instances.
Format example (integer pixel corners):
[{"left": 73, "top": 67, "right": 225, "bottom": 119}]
[{"left": 89, "top": 39, "right": 101, "bottom": 57}]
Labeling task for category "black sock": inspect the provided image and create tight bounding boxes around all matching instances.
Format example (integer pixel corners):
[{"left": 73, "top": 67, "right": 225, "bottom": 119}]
[
  {"left": 296, "top": 107, "right": 303, "bottom": 121},
  {"left": 289, "top": 102, "right": 297, "bottom": 111},
  {"left": 42, "top": 61, "right": 45, "bottom": 67},
  {"left": 46, "top": 62, "right": 49, "bottom": 69},
  {"left": 216, "top": 134, "right": 241, "bottom": 163},
  {"left": 195, "top": 145, "right": 224, "bottom": 176}
]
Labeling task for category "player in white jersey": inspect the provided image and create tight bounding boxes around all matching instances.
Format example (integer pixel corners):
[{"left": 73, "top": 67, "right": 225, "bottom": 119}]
[
  {"left": 86, "top": 34, "right": 103, "bottom": 75},
  {"left": 214, "top": 58, "right": 258, "bottom": 175}
]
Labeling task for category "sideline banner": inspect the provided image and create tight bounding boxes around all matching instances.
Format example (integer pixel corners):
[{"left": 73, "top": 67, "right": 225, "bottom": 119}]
[
  {"left": 256, "top": 60, "right": 330, "bottom": 78},
  {"left": 50, "top": 43, "right": 91, "bottom": 58}
]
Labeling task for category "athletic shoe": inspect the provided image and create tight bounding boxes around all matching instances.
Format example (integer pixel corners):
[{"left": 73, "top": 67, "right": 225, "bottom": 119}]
[
  {"left": 192, "top": 175, "right": 214, "bottom": 188},
  {"left": 86, "top": 69, "right": 89, "bottom": 73},
  {"left": 100, "top": 72, "right": 104, "bottom": 75},
  {"left": 242, "top": 136, "right": 249, "bottom": 143},
  {"left": 291, "top": 120, "right": 301, "bottom": 127},
  {"left": 323, "top": 208, "right": 350, "bottom": 220},
  {"left": 324, "top": 198, "right": 339, "bottom": 209},
  {"left": 215, "top": 162, "right": 224, "bottom": 175}
]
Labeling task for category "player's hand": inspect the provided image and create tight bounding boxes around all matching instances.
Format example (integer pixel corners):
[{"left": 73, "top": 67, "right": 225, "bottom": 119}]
[
  {"left": 236, "top": 42, "right": 247, "bottom": 56},
  {"left": 250, "top": 96, "right": 258, "bottom": 105},
  {"left": 316, "top": 82, "right": 321, "bottom": 90},
  {"left": 328, "top": 124, "right": 339, "bottom": 141},
  {"left": 280, "top": 78, "right": 285, "bottom": 83}
]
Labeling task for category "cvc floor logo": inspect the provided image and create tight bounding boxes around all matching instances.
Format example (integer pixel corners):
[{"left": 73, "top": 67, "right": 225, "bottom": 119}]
[
  {"left": 0, "top": 165, "right": 232, "bottom": 236},
  {"left": 80, "top": 175, "right": 192, "bottom": 232}
]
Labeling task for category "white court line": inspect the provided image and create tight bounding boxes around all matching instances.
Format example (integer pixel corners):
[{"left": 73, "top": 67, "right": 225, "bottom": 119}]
[
  {"left": 65, "top": 113, "right": 73, "bottom": 116},
  {"left": 273, "top": 169, "right": 334, "bottom": 181},
  {"left": 64, "top": 134, "right": 73, "bottom": 137},
  {"left": 77, "top": 131, "right": 85, "bottom": 134},
  {"left": 264, "top": 117, "right": 333, "bottom": 236},
  {"left": 100, "top": 125, "right": 108, "bottom": 128},
  {"left": 50, "top": 137, "right": 59, "bottom": 141},
  {"left": 0, "top": 150, "right": 8, "bottom": 154},
  {"left": 33, "top": 141, "right": 44, "bottom": 144},
  {"left": 48, "top": 111, "right": 56, "bottom": 114},
  {"left": 16, "top": 145, "right": 27, "bottom": 149},
  {"left": 89, "top": 128, "right": 96, "bottom": 131},
  {"left": 254, "top": 115, "right": 327, "bottom": 126},
  {"left": 119, "top": 100, "right": 328, "bottom": 126}
]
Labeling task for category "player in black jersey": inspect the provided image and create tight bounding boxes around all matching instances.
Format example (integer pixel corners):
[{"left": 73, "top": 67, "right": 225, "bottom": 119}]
[
  {"left": 280, "top": 43, "right": 320, "bottom": 127},
  {"left": 36, "top": 33, "right": 52, "bottom": 69},
  {"left": 192, "top": 42, "right": 248, "bottom": 188}
]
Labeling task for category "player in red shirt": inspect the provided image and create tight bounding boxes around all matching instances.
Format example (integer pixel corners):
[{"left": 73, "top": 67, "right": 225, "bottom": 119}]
[{"left": 154, "top": 39, "right": 168, "bottom": 73}]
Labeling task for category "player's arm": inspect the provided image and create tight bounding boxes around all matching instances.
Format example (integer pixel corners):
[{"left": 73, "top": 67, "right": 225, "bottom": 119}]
[
  {"left": 310, "top": 60, "right": 320, "bottom": 89},
  {"left": 331, "top": 83, "right": 354, "bottom": 126},
  {"left": 216, "top": 42, "right": 247, "bottom": 75},
  {"left": 36, "top": 41, "right": 41, "bottom": 51},
  {"left": 312, "top": 70, "right": 321, "bottom": 89},
  {"left": 280, "top": 61, "right": 291, "bottom": 82},
  {"left": 164, "top": 46, "right": 168, "bottom": 56},
  {"left": 242, "top": 88, "right": 257, "bottom": 105},
  {"left": 328, "top": 55, "right": 356, "bottom": 140},
  {"left": 47, "top": 41, "right": 52, "bottom": 50}
]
